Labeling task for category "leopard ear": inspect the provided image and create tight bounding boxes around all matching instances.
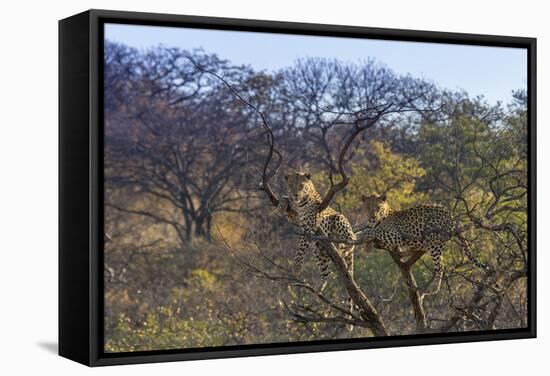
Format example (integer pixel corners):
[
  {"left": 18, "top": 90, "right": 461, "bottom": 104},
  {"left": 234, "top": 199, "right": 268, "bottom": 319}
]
[{"left": 304, "top": 173, "right": 311, "bottom": 180}]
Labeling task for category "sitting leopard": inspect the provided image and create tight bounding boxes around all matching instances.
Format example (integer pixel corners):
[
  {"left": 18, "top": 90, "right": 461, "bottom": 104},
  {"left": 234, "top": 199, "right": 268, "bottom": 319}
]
[
  {"left": 277, "top": 172, "right": 356, "bottom": 294},
  {"left": 359, "top": 194, "right": 490, "bottom": 294}
]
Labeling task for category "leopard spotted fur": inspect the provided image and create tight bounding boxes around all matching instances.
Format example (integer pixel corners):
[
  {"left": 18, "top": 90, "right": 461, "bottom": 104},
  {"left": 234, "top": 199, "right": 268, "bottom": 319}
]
[
  {"left": 278, "top": 172, "right": 356, "bottom": 294},
  {"left": 359, "top": 194, "right": 490, "bottom": 295}
]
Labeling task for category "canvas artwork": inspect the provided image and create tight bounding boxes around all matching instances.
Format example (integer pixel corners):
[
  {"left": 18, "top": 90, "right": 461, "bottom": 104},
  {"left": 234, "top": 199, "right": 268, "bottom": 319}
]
[{"left": 102, "top": 22, "right": 530, "bottom": 353}]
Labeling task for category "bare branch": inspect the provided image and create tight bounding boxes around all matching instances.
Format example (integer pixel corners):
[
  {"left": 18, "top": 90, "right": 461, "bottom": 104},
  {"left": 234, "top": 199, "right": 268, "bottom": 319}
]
[
  {"left": 318, "top": 102, "right": 393, "bottom": 212},
  {"left": 182, "top": 54, "right": 280, "bottom": 206}
]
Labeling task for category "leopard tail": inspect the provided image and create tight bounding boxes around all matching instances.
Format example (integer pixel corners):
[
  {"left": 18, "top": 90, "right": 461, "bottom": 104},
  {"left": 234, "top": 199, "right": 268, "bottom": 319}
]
[{"left": 455, "top": 232, "right": 491, "bottom": 273}]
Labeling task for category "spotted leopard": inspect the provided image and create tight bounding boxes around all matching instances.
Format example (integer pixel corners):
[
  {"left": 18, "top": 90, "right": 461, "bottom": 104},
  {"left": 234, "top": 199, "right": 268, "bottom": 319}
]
[
  {"left": 359, "top": 194, "right": 490, "bottom": 294},
  {"left": 277, "top": 172, "right": 356, "bottom": 294}
]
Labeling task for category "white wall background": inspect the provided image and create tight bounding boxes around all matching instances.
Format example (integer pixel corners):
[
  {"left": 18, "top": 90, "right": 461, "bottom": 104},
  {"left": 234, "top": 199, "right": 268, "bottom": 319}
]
[{"left": 0, "top": 0, "right": 546, "bottom": 374}]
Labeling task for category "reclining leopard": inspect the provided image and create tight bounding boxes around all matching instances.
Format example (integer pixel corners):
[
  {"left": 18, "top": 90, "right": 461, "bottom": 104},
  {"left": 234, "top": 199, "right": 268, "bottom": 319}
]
[{"left": 359, "top": 194, "right": 491, "bottom": 295}]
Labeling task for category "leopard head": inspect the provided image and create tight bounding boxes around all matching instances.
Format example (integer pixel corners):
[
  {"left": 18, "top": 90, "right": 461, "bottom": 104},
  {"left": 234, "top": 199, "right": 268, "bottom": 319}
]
[
  {"left": 361, "top": 194, "right": 389, "bottom": 222},
  {"left": 285, "top": 172, "right": 316, "bottom": 204}
]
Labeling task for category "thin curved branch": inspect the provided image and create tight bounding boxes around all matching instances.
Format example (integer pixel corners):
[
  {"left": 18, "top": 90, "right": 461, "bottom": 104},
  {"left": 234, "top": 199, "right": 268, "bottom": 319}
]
[
  {"left": 318, "top": 102, "right": 393, "bottom": 212},
  {"left": 182, "top": 54, "right": 280, "bottom": 206}
]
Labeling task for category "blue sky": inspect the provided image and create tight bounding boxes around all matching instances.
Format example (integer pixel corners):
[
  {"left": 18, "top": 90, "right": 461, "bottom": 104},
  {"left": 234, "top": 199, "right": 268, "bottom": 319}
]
[{"left": 105, "top": 23, "right": 527, "bottom": 105}]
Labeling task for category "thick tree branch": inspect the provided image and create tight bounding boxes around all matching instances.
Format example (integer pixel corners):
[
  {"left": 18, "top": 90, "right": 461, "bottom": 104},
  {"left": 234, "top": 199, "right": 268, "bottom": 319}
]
[
  {"left": 318, "top": 103, "right": 393, "bottom": 212},
  {"left": 315, "top": 227, "right": 389, "bottom": 336}
]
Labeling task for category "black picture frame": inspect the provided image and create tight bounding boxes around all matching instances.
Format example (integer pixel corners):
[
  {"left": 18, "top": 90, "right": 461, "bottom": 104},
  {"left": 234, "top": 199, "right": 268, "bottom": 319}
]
[{"left": 59, "top": 9, "right": 537, "bottom": 367}]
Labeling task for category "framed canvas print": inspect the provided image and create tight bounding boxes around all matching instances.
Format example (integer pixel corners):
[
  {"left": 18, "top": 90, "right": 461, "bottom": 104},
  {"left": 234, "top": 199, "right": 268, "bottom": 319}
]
[{"left": 59, "top": 9, "right": 536, "bottom": 366}]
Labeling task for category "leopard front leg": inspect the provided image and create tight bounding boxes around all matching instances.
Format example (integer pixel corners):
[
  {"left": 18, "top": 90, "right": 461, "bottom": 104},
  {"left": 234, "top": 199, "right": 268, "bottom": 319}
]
[
  {"left": 341, "top": 244, "right": 354, "bottom": 277},
  {"left": 313, "top": 241, "right": 331, "bottom": 292},
  {"left": 341, "top": 244, "right": 356, "bottom": 321},
  {"left": 292, "top": 236, "right": 309, "bottom": 275}
]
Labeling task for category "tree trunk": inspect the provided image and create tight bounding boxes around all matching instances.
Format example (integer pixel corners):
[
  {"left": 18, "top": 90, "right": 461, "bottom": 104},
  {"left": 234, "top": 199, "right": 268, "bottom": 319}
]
[
  {"left": 193, "top": 218, "right": 210, "bottom": 239},
  {"left": 390, "top": 252, "right": 427, "bottom": 333},
  {"left": 316, "top": 228, "right": 389, "bottom": 337}
]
